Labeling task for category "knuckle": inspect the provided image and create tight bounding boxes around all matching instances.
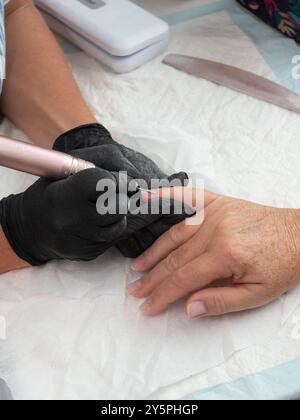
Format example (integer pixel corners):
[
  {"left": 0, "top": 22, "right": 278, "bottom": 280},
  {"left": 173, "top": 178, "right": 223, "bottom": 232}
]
[
  {"left": 222, "top": 241, "right": 245, "bottom": 265},
  {"left": 184, "top": 264, "right": 199, "bottom": 285},
  {"left": 169, "top": 224, "right": 182, "bottom": 245},
  {"left": 216, "top": 221, "right": 231, "bottom": 238},
  {"left": 170, "top": 271, "right": 186, "bottom": 291},
  {"left": 165, "top": 252, "right": 180, "bottom": 273},
  {"left": 207, "top": 292, "right": 228, "bottom": 315}
]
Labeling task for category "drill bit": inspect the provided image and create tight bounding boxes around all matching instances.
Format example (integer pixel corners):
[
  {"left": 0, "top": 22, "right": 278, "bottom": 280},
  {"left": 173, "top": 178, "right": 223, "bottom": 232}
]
[{"left": 138, "top": 187, "right": 158, "bottom": 195}]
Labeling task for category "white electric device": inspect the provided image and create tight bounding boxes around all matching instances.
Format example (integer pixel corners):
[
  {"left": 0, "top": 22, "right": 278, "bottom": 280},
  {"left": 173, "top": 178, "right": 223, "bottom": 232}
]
[{"left": 34, "top": 0, "right": 170, "bottom": 73}]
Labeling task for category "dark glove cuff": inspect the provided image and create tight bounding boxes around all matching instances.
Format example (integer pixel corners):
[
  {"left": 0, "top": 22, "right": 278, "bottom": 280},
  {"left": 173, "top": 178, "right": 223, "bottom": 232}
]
[
  {"left": 53, "top": 123, "right": 115, "bottom": 153},
  {"left": 0, "top": 196, "right": 43, "bottom": 267}
]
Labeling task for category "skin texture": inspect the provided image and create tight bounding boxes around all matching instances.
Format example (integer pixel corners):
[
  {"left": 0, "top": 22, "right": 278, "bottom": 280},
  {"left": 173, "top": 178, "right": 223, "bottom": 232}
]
[
  {"left": 128, "top": 188, "right": 300, "bottom": 318},
  {"left": 0, "top": 0, "right": 96, "bottom": 273}
]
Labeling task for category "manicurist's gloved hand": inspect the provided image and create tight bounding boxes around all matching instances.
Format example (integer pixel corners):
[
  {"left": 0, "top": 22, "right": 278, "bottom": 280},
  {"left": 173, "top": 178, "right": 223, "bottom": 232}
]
[
  {"left": 53, "top": 124, "right": 190, "bottom": 258},
  {"left": 0, "top": 168, "right": 128, "bottom": 266}
]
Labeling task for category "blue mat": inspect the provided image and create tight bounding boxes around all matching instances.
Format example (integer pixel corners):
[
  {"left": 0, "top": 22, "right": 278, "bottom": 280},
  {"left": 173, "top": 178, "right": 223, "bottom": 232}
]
[
  {"left": 183, "top": 357, "right": 300, "bottom": 400},
  {"left": 163, "top": 0, "right": 300, "bottom": 93}
]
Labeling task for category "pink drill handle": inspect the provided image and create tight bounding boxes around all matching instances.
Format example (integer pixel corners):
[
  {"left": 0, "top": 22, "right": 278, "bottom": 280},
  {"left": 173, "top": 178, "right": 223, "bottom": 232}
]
[{"left": 0, "top": 135, "right": 95, "bottom": 180}]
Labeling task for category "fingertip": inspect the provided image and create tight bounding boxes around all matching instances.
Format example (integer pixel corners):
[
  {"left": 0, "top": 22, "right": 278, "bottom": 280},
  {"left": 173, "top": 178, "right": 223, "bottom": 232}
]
[
  {"left": 131, "top": 263, "right": 142, "bottom": 273},
  {"left": 186, "top": 301, "right": 207, "bottom": 319},
  {"left": 140, "top": 189, "right": 161, "bottom": 203},
  {"left": 139, "top": 298, "right": 157, "bottom": 316},
  {"left": 126, "top": 280, "right": 142, "bottom": 297},
  {"left": 131, "top": 255, "right": 148, "bottom": 272}
]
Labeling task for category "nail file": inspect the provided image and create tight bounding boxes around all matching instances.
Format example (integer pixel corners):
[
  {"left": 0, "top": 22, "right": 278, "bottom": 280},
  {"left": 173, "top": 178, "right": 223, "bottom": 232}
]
[{"left": 163, "top": 54, "right": 300, "bottom": 114}]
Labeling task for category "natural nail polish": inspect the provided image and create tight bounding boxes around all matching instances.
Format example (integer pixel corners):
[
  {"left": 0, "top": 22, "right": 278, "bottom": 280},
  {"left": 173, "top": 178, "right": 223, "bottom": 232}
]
[
  {"left": 187, "top": 302, "right": 207, "bottom": 318},
  {"left": 127, "top": 280, "right": 142, "bottom": 295},
  {"left": 131, "top": 256, "right": 145, "bottom": 272},
  {"left": 140, "top": 299, "right": 152, "bottom": 315}
]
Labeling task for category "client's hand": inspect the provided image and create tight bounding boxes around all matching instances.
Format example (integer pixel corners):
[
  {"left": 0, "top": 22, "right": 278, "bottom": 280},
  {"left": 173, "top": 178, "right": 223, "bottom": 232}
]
[
  {"left": 128, "top": 188, "right": 300, "bottom": 318},
  {"left": 53, "top": 124, "right": 190, "bottom": 258},
  {"left": 0, "top": 168, "right": 128, "bottom": 265}
]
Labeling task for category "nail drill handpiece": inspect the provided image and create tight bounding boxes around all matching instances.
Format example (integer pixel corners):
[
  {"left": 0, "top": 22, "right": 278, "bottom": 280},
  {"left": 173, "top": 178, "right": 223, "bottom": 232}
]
[
  {"left": 0, "top": 135, "right": 157, "bottom": 197},
  {"left": 0, "top": 135, "right": 95, "bottom": 180}
]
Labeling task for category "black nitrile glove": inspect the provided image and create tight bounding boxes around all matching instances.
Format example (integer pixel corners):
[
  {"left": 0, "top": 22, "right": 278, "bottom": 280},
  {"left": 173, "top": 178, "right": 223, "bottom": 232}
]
[
  {"left": 0, "top": 168, "right": 128, "bottom": 266},
  {"left": 53, "top": 124, "right": 191, "bottom": 258},
  {"left": 53, "top": 123, "right": 167, "bottom": 180}
]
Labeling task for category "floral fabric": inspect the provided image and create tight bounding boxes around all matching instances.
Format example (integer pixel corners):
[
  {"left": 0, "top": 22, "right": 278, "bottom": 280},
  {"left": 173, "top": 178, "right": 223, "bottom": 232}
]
[{"left": 237, "top": 0, "right": 300, "bottom": 42}]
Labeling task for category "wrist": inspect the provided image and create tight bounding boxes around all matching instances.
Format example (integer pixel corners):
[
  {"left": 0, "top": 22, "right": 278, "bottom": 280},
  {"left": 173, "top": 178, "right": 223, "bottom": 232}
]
[
  {"left": 0, "top": 226, "right": 29, "bottom": 274},
  {"left": 0, "top": 194, "right": 42, "bottom": 267}
]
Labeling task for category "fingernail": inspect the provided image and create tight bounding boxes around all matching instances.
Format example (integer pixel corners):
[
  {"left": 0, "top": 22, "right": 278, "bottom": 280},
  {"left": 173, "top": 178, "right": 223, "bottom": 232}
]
[
  {"left": 187, "top": 302, "right": 207, "bottom": 318},
  {"left": 140, "top": 190, "right": 152, "bottom": 202},
  {"left": 140, "top": 189, "right": 159, "bottom": 202},
  {"left": 140, "top": 299, "right": 153, "bottom": 315},
  {"left": 126, "top": 280, "right": 142, "bottom": 295},
  {"left": 131, "top": 256, "right": 146, "bottom": 272}
]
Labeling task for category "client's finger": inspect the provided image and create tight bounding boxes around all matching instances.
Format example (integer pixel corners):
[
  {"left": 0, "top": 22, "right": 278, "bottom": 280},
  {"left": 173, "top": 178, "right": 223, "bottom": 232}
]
[
  {"left": 143, "top": 187, "right": 219, "bottom": 209},
  {"left": 127, "top": 225, "right": 211, "bottom": 298},
  {"left": 131, "top": 219, "right": 200, "bottom": 272},
  {"left": 186, "top": 284, "right": 264, "bottom": 318},
  {"left": 139, "top": 253, "right": 228, "bottom": 316}
]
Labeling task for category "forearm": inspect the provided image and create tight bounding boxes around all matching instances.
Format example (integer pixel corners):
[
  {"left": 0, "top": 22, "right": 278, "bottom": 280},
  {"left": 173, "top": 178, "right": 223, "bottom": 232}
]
[
  {"left": 0, "top": 0, "right": 96, "bottom": 149},
  {"left": 0, "top": 227, "right": 29, "bottom": 274}
]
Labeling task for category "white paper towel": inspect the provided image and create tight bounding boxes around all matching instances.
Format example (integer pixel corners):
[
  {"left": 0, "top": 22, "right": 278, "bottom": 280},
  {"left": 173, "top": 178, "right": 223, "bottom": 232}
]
[
  {"left": 0, "top": 125, "right": 295, "bottom": 400},
  {"left": 1, "top": 3, "right": 300, "bottom": 399}
]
